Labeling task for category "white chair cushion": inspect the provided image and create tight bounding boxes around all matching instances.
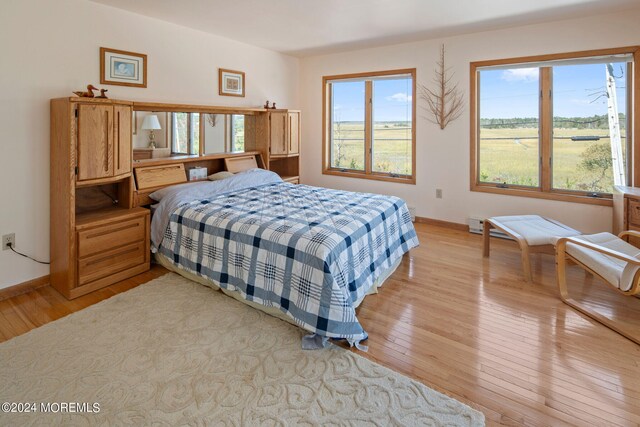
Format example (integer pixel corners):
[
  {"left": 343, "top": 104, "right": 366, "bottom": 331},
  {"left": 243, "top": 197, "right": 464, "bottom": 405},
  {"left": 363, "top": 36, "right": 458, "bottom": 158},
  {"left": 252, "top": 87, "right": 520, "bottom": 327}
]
[
  {"left": 567, "top": 232, "right": 640, "bottom": 292},
  {"left": 490, "top": 215, "right": 581, "bottom": 246}
]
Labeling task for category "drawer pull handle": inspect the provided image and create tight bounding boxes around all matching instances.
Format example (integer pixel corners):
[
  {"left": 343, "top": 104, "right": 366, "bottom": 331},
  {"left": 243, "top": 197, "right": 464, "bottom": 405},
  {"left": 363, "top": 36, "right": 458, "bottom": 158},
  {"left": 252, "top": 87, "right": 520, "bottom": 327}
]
[
  {"left": 85, "top": 247, "right": 138, "bottom": 266},
  {"left": 84, "top": 222, "right": 140, "bottom": 239}
]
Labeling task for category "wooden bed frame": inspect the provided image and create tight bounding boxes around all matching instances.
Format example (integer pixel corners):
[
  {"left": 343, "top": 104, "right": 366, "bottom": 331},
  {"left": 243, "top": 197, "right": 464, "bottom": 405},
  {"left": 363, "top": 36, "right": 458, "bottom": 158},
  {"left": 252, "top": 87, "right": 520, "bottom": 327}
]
[{"left": 132, "top": 152, "right": 264, "bottom": 206}]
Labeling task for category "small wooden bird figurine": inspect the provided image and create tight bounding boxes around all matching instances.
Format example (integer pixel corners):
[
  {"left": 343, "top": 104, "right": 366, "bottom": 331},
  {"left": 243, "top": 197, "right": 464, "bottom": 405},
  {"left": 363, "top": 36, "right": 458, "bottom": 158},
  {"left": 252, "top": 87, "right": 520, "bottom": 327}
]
[
  {"left": 73, "top": 84, "right": 98, "bottom": 98},
  {"left": 96, "top": 89, "right": 109, "bottom": 99}
]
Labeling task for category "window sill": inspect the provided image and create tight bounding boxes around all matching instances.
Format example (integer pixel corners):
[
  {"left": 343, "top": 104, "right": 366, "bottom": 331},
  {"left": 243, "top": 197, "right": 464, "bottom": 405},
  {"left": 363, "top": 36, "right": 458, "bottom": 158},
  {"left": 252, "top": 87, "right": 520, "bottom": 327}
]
[
  {"left": 471, "top": 183, "right": 612, "bottom": 206},
  {"left": 323, "top": 168, "right": 416, "bottom": 185}
]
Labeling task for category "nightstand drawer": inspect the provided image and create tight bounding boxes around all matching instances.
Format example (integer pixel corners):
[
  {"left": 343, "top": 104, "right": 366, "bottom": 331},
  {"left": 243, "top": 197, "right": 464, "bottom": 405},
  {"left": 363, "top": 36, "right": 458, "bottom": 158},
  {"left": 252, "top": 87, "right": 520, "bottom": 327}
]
[
  {"left": 78, "top": 216, "right": 146, "bottom": 258},
  {"left": 629, "top": 200, "right": 640, "bottom": 226},
  {"left": 78, "top": 241, "right": 146, "bottom": 286}
]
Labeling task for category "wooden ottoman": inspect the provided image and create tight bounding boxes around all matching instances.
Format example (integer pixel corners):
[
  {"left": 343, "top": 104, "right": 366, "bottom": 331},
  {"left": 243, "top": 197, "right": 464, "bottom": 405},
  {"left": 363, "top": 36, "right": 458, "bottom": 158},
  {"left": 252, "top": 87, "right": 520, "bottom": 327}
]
[{"left": 483, "top": 215, "right": 581, "bottom": 282}]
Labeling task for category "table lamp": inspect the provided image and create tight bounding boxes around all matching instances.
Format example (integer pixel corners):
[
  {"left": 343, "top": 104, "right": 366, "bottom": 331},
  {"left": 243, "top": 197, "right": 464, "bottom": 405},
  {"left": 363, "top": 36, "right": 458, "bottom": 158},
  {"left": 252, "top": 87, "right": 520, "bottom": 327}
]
[{"left": 141, "top": 114, "right": 161, "bottom": 148}]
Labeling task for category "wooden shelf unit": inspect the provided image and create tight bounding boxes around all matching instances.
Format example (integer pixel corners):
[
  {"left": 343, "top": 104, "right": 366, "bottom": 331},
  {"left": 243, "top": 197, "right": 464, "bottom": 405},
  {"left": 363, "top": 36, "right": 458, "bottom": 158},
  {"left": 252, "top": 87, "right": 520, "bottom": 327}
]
[
  {"left": 269, "top": 156, "right": 299, "bottom": 184},
  {"left": 51, "top": 97, "right": 150, "bottom": 299},
  {"left": 52, "top": 97, "right": 303, "bottom": 298},
  {"left": 266, "top": 109, "right": 300, "bottom": 184}
]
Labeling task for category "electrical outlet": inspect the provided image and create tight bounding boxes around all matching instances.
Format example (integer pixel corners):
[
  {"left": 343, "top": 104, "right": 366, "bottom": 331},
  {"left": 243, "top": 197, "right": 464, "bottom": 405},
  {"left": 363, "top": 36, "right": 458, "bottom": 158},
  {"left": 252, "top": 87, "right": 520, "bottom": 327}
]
[
  {"left": 436, "top": 189, "right": 443, "bottom": 199},
  {"left": 2, "top": 233, "right": 15, "bottom": 251}
]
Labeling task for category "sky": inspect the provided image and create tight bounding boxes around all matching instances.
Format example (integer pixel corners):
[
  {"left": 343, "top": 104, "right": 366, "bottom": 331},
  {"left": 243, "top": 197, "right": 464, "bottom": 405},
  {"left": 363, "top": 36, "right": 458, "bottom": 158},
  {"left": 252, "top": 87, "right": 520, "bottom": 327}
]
[
  {"left": 332, "top": 78, "right": 413, "bottom": 122},
  {"left": 330, "top": 64, "right": 627, "bottom": 122},
  {"left": 480, "top": 62, "right": 627, "bottom": 119}
]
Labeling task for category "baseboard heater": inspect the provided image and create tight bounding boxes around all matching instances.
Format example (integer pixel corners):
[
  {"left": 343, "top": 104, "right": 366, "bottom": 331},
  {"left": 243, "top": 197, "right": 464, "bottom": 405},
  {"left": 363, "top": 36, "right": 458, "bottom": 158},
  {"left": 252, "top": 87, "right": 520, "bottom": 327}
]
[{"left": 468, "top": 217, "right": 513, "bottom": 240}]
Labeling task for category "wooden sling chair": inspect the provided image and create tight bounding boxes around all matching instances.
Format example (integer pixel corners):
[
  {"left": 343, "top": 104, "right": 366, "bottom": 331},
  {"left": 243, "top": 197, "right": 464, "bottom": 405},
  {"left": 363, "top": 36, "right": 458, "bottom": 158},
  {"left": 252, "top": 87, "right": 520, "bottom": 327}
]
[{"left": 556, "top": 230, "right": 640, "bottom": 345}]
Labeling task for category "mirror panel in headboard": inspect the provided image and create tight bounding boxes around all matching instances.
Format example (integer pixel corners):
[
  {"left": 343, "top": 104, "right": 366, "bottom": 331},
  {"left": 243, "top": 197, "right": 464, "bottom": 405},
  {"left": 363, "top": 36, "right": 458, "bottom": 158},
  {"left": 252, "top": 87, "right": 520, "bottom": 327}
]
[{"left": 132, "top": 102, "right": 267, "bottom": 163}]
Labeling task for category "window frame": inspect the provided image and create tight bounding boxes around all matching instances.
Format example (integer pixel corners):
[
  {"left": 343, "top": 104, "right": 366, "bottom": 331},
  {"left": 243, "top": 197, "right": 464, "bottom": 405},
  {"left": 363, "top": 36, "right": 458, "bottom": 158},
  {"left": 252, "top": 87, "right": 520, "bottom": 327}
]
[
  {"left": 229, "top": 114, "right": 245, "bottom": 153},
  {"left": 322, "top": 68, "right": 417, "bottom": 185},
  {"left": 470, "top": 46, "right": 640, "bottom": 206},
  {"left": 171, "top": 112, "right": 201, "bottom": 156}
]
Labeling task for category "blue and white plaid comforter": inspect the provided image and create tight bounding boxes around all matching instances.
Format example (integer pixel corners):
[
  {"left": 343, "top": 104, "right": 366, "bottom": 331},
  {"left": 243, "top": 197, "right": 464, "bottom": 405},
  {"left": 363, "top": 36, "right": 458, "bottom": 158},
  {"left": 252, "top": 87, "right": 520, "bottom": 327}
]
[{"left": 159, "top": 181, "right": 419, "bottom": 343}]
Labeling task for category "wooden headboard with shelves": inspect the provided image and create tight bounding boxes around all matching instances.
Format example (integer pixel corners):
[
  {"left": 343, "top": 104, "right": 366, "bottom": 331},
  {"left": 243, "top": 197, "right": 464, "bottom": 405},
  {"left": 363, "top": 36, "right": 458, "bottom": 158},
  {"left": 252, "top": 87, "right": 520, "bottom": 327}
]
[{"left": 132, "top": 151, "right": 265, "bottom": 207}]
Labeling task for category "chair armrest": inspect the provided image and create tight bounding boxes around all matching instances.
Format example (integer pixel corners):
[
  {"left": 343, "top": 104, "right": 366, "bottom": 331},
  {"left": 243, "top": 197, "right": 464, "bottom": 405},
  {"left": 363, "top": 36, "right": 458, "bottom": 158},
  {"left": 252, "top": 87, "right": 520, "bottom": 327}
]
[
  {"left": 556, "top": 236, "right": 640, "bottom": 266},
  {"left": 618, "top": 230, "right": 640, "bottom": 241}
]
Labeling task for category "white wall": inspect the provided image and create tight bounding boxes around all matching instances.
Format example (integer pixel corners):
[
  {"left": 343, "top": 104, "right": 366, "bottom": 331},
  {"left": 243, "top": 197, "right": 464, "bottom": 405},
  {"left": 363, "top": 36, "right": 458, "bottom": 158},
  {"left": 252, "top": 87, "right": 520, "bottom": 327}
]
[
  {"left": 0, "top": 0, "right": 299, "bottom": 289},
  {"left": 203, "top": 114, "right": 227, "bottom": 154},
  {"left": 299, "top": 9, "right": 640, "bottom": 235}
]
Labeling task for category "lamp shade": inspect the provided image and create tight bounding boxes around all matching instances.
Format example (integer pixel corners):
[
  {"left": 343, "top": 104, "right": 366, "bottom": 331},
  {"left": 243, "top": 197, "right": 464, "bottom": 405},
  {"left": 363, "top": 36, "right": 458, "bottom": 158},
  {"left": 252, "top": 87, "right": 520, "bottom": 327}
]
[{"left": 141, "top": 114, "right": 161, "bottom": 130}]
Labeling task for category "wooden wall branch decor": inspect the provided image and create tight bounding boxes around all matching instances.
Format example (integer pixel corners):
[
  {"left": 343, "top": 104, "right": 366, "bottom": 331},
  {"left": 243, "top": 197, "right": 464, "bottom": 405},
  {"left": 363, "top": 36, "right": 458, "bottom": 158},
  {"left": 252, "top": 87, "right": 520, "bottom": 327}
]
[{"left": 419, "top": 45, "right": 464, "bottom": 129}]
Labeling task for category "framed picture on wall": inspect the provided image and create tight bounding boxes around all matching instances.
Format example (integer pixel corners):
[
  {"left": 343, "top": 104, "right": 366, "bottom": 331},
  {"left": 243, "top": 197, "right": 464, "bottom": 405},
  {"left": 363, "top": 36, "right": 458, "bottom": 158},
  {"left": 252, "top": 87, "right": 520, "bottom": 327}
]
[
  {"left": 100, "top": 47, "right": 147, "bottom": 88},
  {"left": 219, "top": 68, "right": 245, "bottom": 97}
]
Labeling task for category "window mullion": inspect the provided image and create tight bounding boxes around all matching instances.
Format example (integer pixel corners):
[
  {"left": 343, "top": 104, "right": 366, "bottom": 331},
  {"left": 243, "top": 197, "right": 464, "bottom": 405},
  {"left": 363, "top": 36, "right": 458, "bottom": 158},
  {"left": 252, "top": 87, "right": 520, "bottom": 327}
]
[
  {"left": 199, "top": 113, "right": 204, "bottom": 155},
  {"left": 187, "top": 113, "right": 192, "bottom": 155},
  {"left": 365, "top": 80, "right": 373, "bottom": 175},
  {"left": 327, "top": 83, "right": 333, "bottom": 169},
  {"left": 540, "top": 67, "right": 552, "bottom": 192},
  {"left": 629, "top": 61, "right": 637, "bottom": 186}
]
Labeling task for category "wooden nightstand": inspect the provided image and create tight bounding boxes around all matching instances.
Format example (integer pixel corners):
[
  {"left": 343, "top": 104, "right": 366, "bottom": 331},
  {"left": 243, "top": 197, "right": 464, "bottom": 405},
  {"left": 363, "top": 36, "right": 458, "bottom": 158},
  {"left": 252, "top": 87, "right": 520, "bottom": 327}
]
[
  {"left": 69, "top": 208, "right": 150, "bottom": 298},
  {"left": 613, "top": 186, "right": 640, "bottom": 247},
  {"left": 65, "top": 207, "right": 150, "bottom": 299}
]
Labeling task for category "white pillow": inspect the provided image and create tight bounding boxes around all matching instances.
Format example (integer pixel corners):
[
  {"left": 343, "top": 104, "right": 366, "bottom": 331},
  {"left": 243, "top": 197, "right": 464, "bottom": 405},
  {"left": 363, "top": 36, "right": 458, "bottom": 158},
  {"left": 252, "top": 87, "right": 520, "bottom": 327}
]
[{"left": 208, "top": 171, "right": 234, "bottom": 181}]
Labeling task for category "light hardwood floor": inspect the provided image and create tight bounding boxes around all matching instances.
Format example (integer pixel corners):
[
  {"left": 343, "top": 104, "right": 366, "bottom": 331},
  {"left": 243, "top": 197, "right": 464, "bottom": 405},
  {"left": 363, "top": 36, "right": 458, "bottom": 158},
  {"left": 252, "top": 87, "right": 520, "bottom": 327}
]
[{"left": 1, "top": 223, "right": 639, "bottom": 426}]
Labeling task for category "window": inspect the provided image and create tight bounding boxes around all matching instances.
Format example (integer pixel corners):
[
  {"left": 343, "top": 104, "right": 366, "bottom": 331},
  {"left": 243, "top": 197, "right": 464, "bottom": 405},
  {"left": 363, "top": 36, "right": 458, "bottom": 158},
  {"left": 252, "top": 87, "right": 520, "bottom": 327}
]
[
  {"left": 323, "top": 69, "right": 416, "bottom": 184},
  {"left": 471, "top": 47, "right": 639, "bottom": 205},
  {"left": 230, "top": 114, "right": 245, "bottom": 152},
  {"left": 171, "top": 112, "right": 200, "bottom": 155}
]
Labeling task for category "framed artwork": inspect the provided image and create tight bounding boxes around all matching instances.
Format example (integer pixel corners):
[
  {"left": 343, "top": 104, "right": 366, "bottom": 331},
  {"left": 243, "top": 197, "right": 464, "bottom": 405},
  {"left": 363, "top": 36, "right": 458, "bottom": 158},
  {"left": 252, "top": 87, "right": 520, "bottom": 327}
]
[
  {"left": 219, "top": 68, "right": 245, "bottom": 97},
  {"left": 100, "top": 47, "right": 147, "bottom": 88}
]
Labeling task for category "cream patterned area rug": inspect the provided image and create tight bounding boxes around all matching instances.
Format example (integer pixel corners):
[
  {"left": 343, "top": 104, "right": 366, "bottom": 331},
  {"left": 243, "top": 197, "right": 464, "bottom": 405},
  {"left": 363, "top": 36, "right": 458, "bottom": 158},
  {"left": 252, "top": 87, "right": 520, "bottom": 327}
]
[{"left": 0, "top": 273, "right": 484, "bottom": 426}]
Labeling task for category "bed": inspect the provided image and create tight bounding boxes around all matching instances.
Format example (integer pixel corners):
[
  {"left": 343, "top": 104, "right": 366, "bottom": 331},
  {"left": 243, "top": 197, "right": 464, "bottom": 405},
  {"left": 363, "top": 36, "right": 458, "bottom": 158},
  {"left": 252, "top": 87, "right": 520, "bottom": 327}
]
[{"left": 150, "top": 169, "right": 419, "bottom": 348}]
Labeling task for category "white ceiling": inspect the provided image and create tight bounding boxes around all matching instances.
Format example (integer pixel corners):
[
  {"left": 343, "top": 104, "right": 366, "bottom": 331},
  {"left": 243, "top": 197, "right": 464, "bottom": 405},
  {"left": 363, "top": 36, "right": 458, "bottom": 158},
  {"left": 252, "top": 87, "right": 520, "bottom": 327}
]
[{"left": 89, "top": 0, "right": 640, "bottom": 57}]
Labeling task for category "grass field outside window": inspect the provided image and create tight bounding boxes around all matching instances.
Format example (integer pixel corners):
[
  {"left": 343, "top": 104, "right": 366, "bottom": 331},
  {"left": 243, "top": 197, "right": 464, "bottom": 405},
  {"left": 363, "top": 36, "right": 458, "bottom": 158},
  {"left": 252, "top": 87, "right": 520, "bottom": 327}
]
[
  {"left": 471, "top": 47, "right": 638, "bottom": 203},
  {"left": 323, "top": 69, "right": 416, "bottom": 184}
]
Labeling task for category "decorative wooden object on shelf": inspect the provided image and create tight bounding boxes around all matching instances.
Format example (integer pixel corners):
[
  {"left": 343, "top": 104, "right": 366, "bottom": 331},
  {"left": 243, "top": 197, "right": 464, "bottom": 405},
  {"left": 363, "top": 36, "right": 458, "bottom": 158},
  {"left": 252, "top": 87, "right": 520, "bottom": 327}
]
[
  {"left": 613, "top": 185, "right": 640, "bottom": 247},
  {"left": 50, "top": 97, "right": 148, "bottom": 299},
  {"left": 73, "top": 84, "right": 99, "bottom": 98},
  {"left": 261, "top": 100, "right": 278, "bottom": 110},
  {"left": 96, "top": 89, "right": 109, "bottom": 99}
]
